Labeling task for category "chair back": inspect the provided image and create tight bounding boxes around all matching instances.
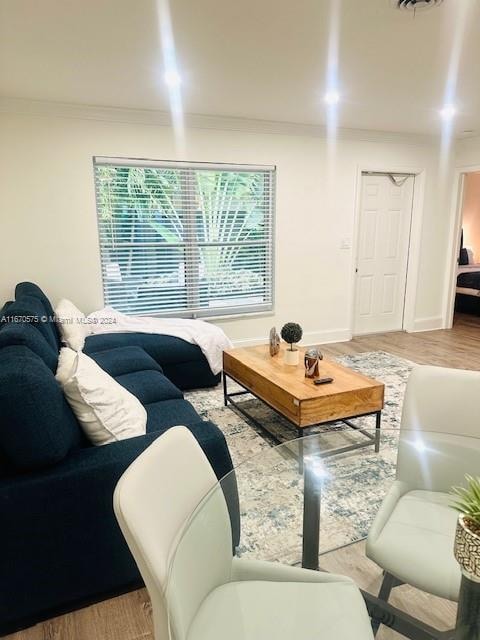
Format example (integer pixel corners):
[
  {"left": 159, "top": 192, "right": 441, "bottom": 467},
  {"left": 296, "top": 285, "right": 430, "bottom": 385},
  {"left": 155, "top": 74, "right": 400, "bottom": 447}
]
[
  {"left": 114, "top": 427, "right": 233, "bottom": 640},
  {"left": 397, "top": 365, "right": 480, "bottom": 491}
]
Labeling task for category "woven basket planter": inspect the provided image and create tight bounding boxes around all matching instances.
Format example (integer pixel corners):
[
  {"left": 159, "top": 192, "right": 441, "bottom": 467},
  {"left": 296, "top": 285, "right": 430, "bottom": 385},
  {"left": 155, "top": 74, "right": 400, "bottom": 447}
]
[{"left": 454, "top": 515, "right": 480, "bottom": 582}]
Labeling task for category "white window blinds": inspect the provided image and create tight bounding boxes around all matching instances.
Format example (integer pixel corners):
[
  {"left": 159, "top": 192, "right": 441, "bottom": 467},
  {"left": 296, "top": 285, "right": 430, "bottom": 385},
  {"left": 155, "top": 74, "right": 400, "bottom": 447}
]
[{"left": 94, "top": 158, "right": 275, "bottom": 318}]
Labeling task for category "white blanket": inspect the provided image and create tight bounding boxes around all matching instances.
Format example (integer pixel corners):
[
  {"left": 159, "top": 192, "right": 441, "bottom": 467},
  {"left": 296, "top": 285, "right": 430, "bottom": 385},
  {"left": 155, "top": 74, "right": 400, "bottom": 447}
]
[
  {"left": 458, "top": 265, "right": 480, "bottom": 275},
  {"left": 87, "top": 307, "right": 232, "bottom": 375}
]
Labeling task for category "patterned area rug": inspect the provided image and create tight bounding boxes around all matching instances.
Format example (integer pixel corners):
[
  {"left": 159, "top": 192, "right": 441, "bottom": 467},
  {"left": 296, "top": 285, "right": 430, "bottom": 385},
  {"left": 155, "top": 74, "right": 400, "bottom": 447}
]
[{"left": 185, "top": 351, "right": 415, "bottom": 562}]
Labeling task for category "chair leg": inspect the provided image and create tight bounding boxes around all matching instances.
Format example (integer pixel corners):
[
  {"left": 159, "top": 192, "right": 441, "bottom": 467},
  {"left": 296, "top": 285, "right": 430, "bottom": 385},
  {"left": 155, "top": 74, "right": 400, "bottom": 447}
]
[
  {"left": 378, "top": 571, "right": 400, "bottom": 600},
  {"left": 372, "top": 572, "right": 401, "bottom": 635}
]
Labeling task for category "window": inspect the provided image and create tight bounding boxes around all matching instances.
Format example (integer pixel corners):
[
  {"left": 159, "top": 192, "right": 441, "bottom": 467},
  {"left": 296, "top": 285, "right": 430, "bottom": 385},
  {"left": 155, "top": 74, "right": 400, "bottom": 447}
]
[{"left": 94, "top": 158, "right": 275, "bottom": 318}]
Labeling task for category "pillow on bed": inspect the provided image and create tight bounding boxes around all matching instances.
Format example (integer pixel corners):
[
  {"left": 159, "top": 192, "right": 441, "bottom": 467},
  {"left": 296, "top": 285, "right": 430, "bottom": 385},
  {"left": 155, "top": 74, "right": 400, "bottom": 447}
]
[
  {"left": 467, "top": 248, "right": 475, "bottom": 264},
  {"left": 459, "top": 248, "right": 469, "bottom": 265}
]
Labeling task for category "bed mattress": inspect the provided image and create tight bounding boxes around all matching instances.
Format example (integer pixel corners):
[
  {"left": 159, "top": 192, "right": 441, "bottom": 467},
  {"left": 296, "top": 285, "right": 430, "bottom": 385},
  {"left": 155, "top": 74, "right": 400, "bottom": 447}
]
[{"left": 457, "top": 265, "right": 480, "bottom": 294}]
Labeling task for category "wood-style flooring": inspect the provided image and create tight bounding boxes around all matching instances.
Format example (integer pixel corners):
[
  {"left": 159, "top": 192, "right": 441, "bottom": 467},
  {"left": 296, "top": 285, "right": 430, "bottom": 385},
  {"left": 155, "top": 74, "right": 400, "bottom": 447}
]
[
  {"left": 320, "top": 312, "right": 480, "bottom": 369},
  {"left": 6, "top": 313, "right": 479, "bottom": 640}
]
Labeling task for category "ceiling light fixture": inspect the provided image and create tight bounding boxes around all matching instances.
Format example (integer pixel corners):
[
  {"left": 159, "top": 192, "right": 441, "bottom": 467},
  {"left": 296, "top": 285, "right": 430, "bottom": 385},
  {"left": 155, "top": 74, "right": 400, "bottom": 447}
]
[
  {"left": 163, "top": 70, "right": 182, "bottom": 89},
  {"left": 395, "top": 0, "right": 444, "bottom": 10},
  {"left": 324, "top": 90, "right": 340, "bottom": 106},
  {"left": 440, "top": 104, "right": 457, "bottom": 120}
]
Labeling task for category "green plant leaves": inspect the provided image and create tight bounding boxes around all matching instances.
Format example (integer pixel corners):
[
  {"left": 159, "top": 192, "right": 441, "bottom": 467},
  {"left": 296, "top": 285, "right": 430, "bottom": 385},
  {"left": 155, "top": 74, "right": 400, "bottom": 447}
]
[{"left": 451, "top": 475, "right": 480, "bottom": 527}]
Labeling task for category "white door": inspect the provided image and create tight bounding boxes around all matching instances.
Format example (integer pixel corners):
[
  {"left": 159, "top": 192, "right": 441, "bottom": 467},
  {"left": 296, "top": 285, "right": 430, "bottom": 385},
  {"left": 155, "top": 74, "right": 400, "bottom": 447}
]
[{"left": 354, "top": 173, "right": 415, "bottom": 335}]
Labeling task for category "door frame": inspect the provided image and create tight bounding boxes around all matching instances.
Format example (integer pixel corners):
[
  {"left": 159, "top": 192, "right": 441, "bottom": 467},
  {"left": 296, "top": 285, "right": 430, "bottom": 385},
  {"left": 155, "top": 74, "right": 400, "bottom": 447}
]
[
  {"left": 350, "top": 165, "right": 427, "bottom": 336},
  {"left": 443, "top": 163, "right": 480, "bottom": 329}
]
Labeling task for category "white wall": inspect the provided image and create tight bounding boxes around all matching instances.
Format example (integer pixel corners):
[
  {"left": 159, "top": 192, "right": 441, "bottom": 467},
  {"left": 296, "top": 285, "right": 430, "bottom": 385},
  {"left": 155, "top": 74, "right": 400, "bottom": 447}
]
[
  {"left": 457, "top": 135, "right": 480, "bottom": 168},
  {"left": 0, "top": 107, "right": 451, "bottom": 344}
]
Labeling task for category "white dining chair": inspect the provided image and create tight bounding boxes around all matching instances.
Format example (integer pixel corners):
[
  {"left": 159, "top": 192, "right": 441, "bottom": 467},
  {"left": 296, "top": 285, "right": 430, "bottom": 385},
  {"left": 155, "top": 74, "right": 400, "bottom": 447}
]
[
  {"left": 366, "top": 365, "right": 480, "bottom": 632},
  {"left": 114, "top": 426, "right": 374, "bottom": 640}
]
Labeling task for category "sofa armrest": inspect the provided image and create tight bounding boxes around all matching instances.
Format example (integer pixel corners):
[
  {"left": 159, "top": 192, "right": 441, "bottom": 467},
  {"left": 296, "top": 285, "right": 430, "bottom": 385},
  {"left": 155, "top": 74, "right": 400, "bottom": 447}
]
[
  {"left": 0, "top": 431, "right": 162, "bottom": 491},
  {"left": 0, "top": 433, "right": 162, "bottom": 632},
  {"left": 0, "top": 425, "right": 239, "bottom": 632}
]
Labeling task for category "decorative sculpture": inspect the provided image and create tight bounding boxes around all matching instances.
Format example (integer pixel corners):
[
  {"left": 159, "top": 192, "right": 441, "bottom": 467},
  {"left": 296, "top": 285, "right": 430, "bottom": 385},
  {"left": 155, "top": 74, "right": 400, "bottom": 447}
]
[
  {"left": 304, "top": 347, "right": 323, "bottom": 378},
  {"left": 269, "top": 327, "right": 280, "bottom": 356}
]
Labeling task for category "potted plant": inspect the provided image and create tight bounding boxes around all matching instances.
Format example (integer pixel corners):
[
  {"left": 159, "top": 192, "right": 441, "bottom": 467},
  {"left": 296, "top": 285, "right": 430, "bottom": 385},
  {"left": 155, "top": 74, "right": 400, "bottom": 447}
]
[
  {"left": 451, "top": 475, "right": 480, "bottom": 582},
  {"left": 280, "top": 322, "right": 303, "bottom": 365}
]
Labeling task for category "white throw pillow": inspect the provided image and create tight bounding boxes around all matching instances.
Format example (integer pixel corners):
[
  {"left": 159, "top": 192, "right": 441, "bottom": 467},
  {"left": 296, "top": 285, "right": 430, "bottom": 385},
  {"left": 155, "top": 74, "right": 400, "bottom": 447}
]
[
  {"left": 55, "top": 298, "right": 88, "bottom": 351},
  {"left": 56, "top": 347, "right": 147, "bottom": 446}
]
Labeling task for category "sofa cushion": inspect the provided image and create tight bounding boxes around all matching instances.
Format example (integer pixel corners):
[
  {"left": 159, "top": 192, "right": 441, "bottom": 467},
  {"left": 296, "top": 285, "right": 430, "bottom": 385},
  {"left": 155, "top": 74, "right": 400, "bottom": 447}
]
[
  {"left": 85, "top": 333, "right": 221, "bottom": 391},
  {"left": 0, "top": 323, "right": 58, "bottom": 371},
  {"left": 161, "top": 359, "right": 221, "bottom": 391},
  {"left": 145, "top": 398, "right": 203, "bottom": 431},
  {"left": 0, "top": 448, "right": 12, "bottom": 478},
  {"left": 1, "top": 297, "right": 58, "bottom": 351},
  {"left": 15, "top": 282, "right": 60, "bottom": 348},
  {"left": 0, "top": 300, "right": 13, "bottom": 317},
  {"left": 85, "top": 332, "right": 205, "bottom": 364},
  {"left": 90, "top": 346, "right": 163, "bottom": 377},
  {"left": 0, "top": 346, "right": 84, "bottom": 470},
  {"left": 15, "top": 282, "right": 57, "bottom": 326},
  {"left": 115, "top": 370, "right": 183, "bottom": 405}
]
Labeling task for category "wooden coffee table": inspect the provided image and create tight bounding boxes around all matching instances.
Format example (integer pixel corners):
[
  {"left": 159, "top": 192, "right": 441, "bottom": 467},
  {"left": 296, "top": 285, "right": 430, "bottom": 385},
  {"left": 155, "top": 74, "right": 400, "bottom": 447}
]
[{"left": 223, "top": 344, "right": 385, "bottom": 454}]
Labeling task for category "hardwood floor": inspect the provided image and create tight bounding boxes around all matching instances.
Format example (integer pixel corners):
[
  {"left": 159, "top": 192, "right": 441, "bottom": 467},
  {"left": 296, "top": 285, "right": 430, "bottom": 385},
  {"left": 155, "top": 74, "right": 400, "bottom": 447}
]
[
  {"left": 320, "top": 312, "right": 480, "bottom": 369},
  {"left": 6, "top": 313, "right": 479, "bottom": 640}
]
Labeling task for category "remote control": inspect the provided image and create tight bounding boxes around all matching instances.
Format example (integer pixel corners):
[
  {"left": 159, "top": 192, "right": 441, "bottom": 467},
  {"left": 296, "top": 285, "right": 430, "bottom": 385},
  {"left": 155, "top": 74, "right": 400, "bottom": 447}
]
[{"left": 314, "top": 377, "right": 333, "bottom": 385}]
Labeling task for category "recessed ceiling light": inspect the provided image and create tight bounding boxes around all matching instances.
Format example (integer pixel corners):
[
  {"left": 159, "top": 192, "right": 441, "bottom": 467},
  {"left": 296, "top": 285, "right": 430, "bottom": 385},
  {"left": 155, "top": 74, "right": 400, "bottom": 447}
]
[
  {"left": 164, "top": 70, "right": 182, "bottom": 89},
  {"left": 324, "top": 90, "right": 340, "bottom": 106},
  {"left": 440, "top": 104, "right": 457, "bottom": 120}
]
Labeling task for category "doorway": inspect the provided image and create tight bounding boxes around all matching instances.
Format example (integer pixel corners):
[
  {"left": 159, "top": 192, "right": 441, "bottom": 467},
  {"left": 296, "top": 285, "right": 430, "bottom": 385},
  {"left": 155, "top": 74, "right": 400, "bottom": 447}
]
[
  {"left": 446, "top": 170, "right": 480, "bottom": 327},
  {"left": 353, "top": 172, "right": 415, "bottom": 335}
]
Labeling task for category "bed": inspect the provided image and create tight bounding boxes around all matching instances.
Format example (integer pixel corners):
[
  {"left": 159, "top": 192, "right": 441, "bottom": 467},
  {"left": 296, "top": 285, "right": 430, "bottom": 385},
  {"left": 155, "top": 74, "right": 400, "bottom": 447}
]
[{"left": 455, "top": 264, "right": 480, "bottom": 315}]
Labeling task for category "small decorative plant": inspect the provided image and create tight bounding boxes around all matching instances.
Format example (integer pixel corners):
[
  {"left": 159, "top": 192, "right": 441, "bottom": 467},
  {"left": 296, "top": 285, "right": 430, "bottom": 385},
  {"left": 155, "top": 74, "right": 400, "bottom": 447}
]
[
  {"left": 451, "top": 475, "right": 480, "bottom": 534},
  {"left": 451, "top": 475, "right": 480, "bottom": 582},
  {"left": 281, "top": 322, "right": 303, "bottom": 351},
  {"left": 280, "top": 323, "right": 303, "bottom": 366}
]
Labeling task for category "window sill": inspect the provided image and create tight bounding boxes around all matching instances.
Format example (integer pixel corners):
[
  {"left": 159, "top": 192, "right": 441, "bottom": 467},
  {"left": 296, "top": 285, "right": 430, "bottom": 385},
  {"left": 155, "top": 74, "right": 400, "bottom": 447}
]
[{"left": 204, "top": 310, "right": 275, "bottom": 323}]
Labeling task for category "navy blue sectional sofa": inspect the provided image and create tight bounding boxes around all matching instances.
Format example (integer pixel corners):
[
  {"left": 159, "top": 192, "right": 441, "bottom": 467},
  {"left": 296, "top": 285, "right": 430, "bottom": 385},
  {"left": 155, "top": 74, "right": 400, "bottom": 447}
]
[{"left": 0, "top": 282, "right": 238, "bottom": 634}]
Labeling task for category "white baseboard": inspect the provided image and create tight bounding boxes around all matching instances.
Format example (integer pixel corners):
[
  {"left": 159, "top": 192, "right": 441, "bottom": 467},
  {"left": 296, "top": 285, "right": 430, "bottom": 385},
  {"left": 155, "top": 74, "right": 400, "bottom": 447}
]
[
  {"left": 410, "top": 316, "right": 444, "bottom": 332},
  {"left": 231, "top": 328, "right": 352, "bottom": 348}
]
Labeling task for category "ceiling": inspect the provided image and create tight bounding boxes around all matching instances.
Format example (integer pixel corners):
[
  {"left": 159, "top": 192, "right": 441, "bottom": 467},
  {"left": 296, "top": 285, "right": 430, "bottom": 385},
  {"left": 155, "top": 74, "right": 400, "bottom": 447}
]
[{"left": 1, "top": 0, "right": 479, "bottom": 136}]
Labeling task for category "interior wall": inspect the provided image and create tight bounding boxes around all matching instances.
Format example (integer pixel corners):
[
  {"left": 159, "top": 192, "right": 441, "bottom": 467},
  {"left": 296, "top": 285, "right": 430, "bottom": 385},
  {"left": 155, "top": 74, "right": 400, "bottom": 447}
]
[
  {"left": 0, "top": 109, "right": 450, "bottom": 344},
  {"left": 456, "top": 135, "right": 480, "bottom": 167},
  {"left": 461, "top": 173, "right": 480, "bottom": 263}
]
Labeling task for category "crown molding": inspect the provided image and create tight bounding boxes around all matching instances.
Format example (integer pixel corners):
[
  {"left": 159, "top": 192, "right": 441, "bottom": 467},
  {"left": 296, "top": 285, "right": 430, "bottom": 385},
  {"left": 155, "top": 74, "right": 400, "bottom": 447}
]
[{"left": 0, "top": 96, "right": 437, "bottom": 146}]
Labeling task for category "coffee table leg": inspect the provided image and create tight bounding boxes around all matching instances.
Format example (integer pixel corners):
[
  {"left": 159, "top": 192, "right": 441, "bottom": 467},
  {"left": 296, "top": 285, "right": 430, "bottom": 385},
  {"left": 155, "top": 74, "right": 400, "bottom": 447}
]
[
  {"left": 302, "top": 456, "right": 321, "bottom": 571},
  {"left": 297, "top": 428, "right": 304, "bottom": 473},
  {"left": 375, "top": 411, "right": 381, "bottom": 453},
  {"left": 223, "top": 372, "right": 228, "bottom": 407}
]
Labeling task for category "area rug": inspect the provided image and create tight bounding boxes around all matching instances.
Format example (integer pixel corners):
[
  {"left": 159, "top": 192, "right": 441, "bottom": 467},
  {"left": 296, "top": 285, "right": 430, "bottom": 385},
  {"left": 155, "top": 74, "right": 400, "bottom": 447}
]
[{"left": 185, "top": 351, "right": 415, "bottom": 562}]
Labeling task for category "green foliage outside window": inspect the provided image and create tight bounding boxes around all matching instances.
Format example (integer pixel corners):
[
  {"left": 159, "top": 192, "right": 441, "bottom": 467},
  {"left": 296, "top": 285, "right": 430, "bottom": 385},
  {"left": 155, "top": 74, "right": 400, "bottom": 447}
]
[{"left": 95, "top": 164, "right": 272, "bottom": 315}]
